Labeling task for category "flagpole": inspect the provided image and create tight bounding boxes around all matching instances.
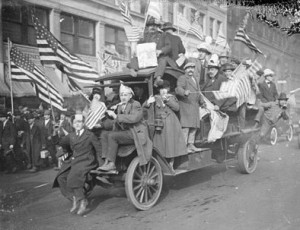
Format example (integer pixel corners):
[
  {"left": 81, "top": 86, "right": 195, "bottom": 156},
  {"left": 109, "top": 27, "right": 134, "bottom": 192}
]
[{"left": 7, "top": 38, "right": 14, "bottom": 123}]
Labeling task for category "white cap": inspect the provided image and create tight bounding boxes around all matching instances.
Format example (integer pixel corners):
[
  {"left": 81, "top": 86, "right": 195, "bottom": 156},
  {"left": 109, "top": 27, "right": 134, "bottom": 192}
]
[
  {"left": 74, "top": 113, "right": 84, "bottom": 122},
  {"left": 207, "top": 54, "right": 220, "bottom": 68},
  {"left": 119, "top": 83, "right": 134, "bottom": 95},
  {"left": 196, "top": 43, "right": 212, "bottom": 54},
  {"left": 262, "top": 69, "right": 274, "bottom": 77}
]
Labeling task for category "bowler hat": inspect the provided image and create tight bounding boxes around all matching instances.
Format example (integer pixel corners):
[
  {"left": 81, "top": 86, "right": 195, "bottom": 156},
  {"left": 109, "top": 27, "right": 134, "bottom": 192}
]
[
  {"left": 161, "top": 22, "right": 177, "bottom": 32},
  {"left": 278, "top": 92, "right": 288, "bottom": 101},
  {"left": 222, "top": 63, "right": 235, "bottom": 71},
  {"left": 207, "top": 54, "right": 220, "bottom": 69}
]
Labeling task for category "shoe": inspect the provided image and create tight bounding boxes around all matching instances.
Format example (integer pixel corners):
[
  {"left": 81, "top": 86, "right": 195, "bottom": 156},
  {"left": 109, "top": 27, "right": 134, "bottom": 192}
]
[
  {"left": 77, "top": 199, "right": 88, "bottom": 216},
  {"left": 28, "top": 167, "right": 38, "bottom": 173},
  {"left": 70, "top": 196, "right": 79, "bottom": 213},
  {"left": 188, "top": 144, "right": 202, "bottom": 152},
  {"left": 98, "top": 162, "right": 116, "bottom": 171},
  {"left": 187, "top": 145, "right": 195, "bottom": 153}
]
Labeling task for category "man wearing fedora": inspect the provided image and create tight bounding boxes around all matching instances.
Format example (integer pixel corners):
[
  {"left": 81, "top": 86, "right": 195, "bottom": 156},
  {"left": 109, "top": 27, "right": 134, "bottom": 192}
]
[
  {"left": 256, "top": 92, "right": 289, "bottom": 142},
  {"left": 175, "top": 62, "right": 204, "bottom": 153},
  {"left": 0, "top": 111, "right": 17, "bottom": 173},
  {"left": 191, "top": 43, "right": 212, "bottom": 86},
  {"left": 154, "top": 22, "right": 186, "bottom": 87},
  {"left": 201, "top": 54, "right": 227, "bottom": 110},
  {"left": 258, "top": 69, "right": 278, "bottom": 103}
]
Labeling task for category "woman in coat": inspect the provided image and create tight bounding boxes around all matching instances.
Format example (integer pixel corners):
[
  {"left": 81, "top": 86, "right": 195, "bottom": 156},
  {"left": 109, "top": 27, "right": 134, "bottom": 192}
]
[{"left": 145, "top": 80, "right": 187, "bottom": 162}]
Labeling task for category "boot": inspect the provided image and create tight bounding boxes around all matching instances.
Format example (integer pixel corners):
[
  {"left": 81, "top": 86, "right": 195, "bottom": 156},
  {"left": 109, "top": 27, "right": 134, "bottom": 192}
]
[
  {"left": 187, "top": 144, "right": 202, "bottom": 153},
  {"left": 77, "top": 199, "right": 88, "bottom": 216},
  {"left": 70, "top": 196, "right": 79, "bottom": 213}
]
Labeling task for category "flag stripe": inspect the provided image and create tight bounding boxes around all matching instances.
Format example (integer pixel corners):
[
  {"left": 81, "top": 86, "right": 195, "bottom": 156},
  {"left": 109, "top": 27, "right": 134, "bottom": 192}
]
[
  {"left": 85, "top": 104, "right": 107, "bottom": 129},
  {"left": 119, "top": 1, "right": 132, "bottom": 25},
  {"left": 234, "top": 28, "right": 263, "bottom": 54}
]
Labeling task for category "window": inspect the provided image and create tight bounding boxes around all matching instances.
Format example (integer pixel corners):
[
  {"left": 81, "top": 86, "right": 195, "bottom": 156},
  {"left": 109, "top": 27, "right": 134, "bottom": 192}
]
[
  {"left": 105, "top": 25, "right": 131, "bottom": 61},
  {"left": 2, "top": 1, "right": 49, "bottom": 46},
  {"left": 216, "top": 21, "right": 222, "bottom": 35},
  {"left": 197, "top": 12, "right": 205, "bottom": 31},
  {"left": 60, "top": 13, "right": 95, "bottom": 56},
  {"left": 178, "top": 4, "right": 184, "bottom": 15},
  {"left": 209, "top": 18, "right": 214, "bottom": 37},
  {"left": 168, "top": 2, "right": 174, "bottom": 23},
  {"left": 190, "top": 8, "right": 197, "bottom": 23}
]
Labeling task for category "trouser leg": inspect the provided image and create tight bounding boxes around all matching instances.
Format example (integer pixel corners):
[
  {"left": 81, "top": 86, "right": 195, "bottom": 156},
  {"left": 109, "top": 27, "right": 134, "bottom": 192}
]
[
  {"left": 47, "top": 144, "right": 57, "bottom": 165},
  {"left": 181, "top": 128, "right": 189, "bottom": 144},
  {"left": 238, "top": 103, "right": 246, "bottom": 129},
  {"left": 154, "top": 57, "right": 167, "bottom": 78},
  {"left": 106, "top": 130, "right": 134, "bottom": 163},
  {"left": 254, "top": 106, "right": 264, "bottom": 123},
  {"left": 100, "top": 130, "right": 110, "bottom": 159},
  {"left": 57, "top": 168, "right": 73, "bottom": 200},
  {"left": 187, "top": 128, "right": 197, "bottom": 144},
  {"left": 73, "top": 187, "right": 85, "bottom": 201}
]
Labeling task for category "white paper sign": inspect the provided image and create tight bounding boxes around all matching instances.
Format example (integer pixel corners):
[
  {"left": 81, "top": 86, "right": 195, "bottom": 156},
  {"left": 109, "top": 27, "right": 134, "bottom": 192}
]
[{"left": 137, "top": 42, "right": 158, "bottom": 69}]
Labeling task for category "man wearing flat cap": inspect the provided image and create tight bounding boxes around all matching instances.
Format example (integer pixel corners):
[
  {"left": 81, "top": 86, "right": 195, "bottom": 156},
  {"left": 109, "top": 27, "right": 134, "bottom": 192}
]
[
  {"left": 98, "top": 84, "right": 152, "bottom": 172},
  {"left": 258, "top": 69, "right": 278, "bottom": 103},
  {"left": 154, "top": 22, "right": 186, "bottom": 87},
  {"left": 175, "top": 62, "right": 204, "bottom": 153},
  {"left": 190, "top": 42, "right": 212, "bottom": 86}
]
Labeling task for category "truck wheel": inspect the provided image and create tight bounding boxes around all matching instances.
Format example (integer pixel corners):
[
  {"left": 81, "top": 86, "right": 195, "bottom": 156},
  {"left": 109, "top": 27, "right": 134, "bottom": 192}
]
[
  {"left": 270, "top": 127, "right": 278, "bottom": 146},
  {"left": 238, "top": 139, "right": 258, "bottom": 174},
  {"left": 125, "top": 156, "right": 163, "bottom": 211},
  {"left": 286, "top": 125, "right": 293, "bottom": 142}
]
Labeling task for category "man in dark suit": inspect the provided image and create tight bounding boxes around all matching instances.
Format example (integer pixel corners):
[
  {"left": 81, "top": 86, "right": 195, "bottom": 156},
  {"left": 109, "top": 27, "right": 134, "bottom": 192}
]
[
  {"left": 25, "top": 113, "right": 43, "bottom": 172},
  {"left": 201, "top": 54, "right": 227, "bottom": 110},
  {"left": 0, "top": 111, "right": 17, "bottom": 173},
  {"left": 258, "top": 69, "right": 278, "bottom": 103},
  {"left": 190, "top": 43, "right": 212, "bottom": 86},
  {"left": 175, "top": 62, "right": 204, "bottom": 153},
  {"left": 154, "top": 22, "right": 186, "bottom": 87},
  {"left": 53, "top": 113, "right": 101, "bottom": 215},
  {"left": 98, "top": 84, "right": 152, "bottom": 171},
  {"left": 41, "top": 109, "right": 57, "bottom": 167}
]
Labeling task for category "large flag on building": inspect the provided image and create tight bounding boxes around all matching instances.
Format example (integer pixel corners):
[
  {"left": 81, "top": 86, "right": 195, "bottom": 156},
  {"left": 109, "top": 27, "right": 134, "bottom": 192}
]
[
  {"left": 10, "top": 46, "right": 64, "bottom": 111},
  {"left": 189, "top": 22, "right": 204, "bottom": 40},
  {"left": 118, "top": 0, "right": 132, "bottom": 25},
  {"left": 176, "top": 13, "right": 191, "bottom": 32},
  {"left": 234, "top": 27, "right": 263, "bottom": 55},
  {"left": 32, "top": 16, "right": 99, "bottom": 85}
]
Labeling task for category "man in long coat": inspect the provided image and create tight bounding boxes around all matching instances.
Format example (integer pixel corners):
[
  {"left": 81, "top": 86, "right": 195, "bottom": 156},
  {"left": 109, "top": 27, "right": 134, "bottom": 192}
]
[
  {"left": 175, "top": 62, "right": 204, "bottom": 153},
  {"left": 0, "top": 111, "right": 16, "bottom": 173},
  {"left": 25, "top": 113, "right": 43, "bottom": 172},
  {"left": 53, "top": 113, "right": 101, "bottom": 215},
  {"left": 98, "top": 84, "right": 153, "bottom": 171},
  {"left": 258, "top": 68, "right": 278, "bottom": 103}
]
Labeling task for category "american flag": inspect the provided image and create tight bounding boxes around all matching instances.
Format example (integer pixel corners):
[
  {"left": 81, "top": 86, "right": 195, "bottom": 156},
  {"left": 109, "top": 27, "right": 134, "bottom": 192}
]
[
  {"left": 147, "top": 0, "right": 161, "bottom": 20},
  {"left": 32, "top": 16, "right": 99, "bottom": 85},
  {"left": 189, "top": 22, "right": 204, "bottom": 40},
  {"left": 118, "top": 0, "right": 132, "bottom": 25},
  {"left": 213, "top": 65, "right": 252, "bottom": 108},
  {"left": 215, "top": 27, "right": 227, "bottom": 48},
  {"left": 124, "top": 25, "right": 143, "bottom": 42},
  {"left": 176, "top": 13, "right": 191, "bottom": 32},
  {"left": 85, "top": 102, "right": 107, "bottom": 129},
  {"left": 247, "top": 60, "right": 262, "bottom": 80},
  {"left": 100, "top": 51, "right": 120, "bottom": 75},
  {"left": 10, "top": 46, "right": 64, "bottom": 111},
  {"left": 234, "top": 27, "right": 263, "bottom": 55}
]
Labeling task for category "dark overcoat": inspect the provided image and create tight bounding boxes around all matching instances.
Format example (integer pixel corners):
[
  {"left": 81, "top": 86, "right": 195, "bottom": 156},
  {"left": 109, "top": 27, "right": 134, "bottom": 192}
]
[
  {"left": 258, "top": 81, "right": 278, "bottom": 103},
  {"left": 190, "top": 58, "right": 208, "bottom": 86},
  {"left": 175, "top": 73, "right": 203, "bottom": 128},
  {"left": 26, "top": 122, "right": 43, "bottom": 166},
  {"left": 66, "top": 129, "right": 101, "bottom": 188},
  {"left": 0, "top": 120, "right": 16, "bottom": 152},
  {"left": 115, "top": 99, "right": 153, "bottom": 165},
  {"left": 150, "top": 95, "right": 187, "bottom": 158}
]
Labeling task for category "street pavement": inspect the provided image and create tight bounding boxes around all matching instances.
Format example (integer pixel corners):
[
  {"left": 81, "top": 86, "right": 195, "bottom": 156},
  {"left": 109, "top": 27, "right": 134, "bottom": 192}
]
[{"left": 1, "top": 138, "right": 300, "bottom": 230}]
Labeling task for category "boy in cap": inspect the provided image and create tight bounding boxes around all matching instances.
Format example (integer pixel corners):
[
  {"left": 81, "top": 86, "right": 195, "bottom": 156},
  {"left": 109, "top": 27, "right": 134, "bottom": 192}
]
[
  {"left": 258, "top": 69, "right": 278, "bottom": 103},
  {"left": 175, "top": 62, "right": 204, "bottom": 153},
  {"left": 98, "top": 84, "right": 152, "bottom": 171}
]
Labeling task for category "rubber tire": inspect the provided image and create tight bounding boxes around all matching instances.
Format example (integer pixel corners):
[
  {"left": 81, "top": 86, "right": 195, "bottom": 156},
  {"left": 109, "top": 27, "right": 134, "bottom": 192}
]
[
  {"left": 286, "top": 125, "right": 293, "bottom": 142},
  {"left": 237, "top": 139, "right": 258, "bottom": 174},
  {"left": 125, "top": 157, "right": 163, "bottom": 211},
  {"left": 270, "top": 127, "right": 278, "bottom": 146}
]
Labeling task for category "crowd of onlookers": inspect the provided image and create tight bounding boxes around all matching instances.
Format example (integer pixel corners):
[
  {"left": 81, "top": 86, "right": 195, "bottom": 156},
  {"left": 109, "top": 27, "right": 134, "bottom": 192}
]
[{"left": 0, "top": 106, "right": 74, "bottom": 173}]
